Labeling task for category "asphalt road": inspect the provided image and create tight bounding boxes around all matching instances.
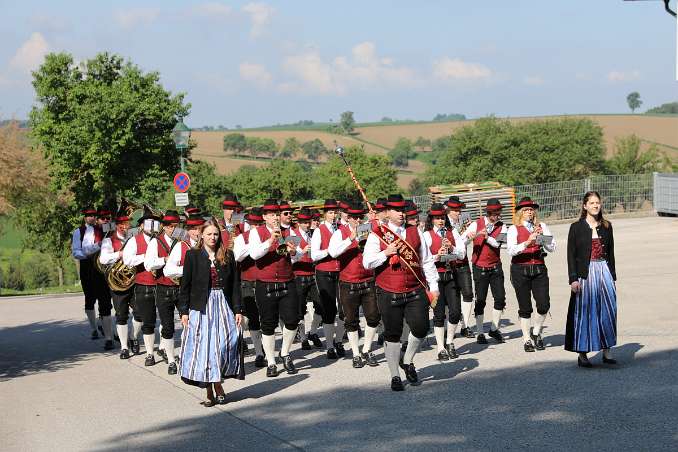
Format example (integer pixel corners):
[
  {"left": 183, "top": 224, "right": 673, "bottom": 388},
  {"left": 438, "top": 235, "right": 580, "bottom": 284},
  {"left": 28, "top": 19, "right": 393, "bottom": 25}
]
[{"left": 1, "top": 216, "right": 677, "bottom": 451}]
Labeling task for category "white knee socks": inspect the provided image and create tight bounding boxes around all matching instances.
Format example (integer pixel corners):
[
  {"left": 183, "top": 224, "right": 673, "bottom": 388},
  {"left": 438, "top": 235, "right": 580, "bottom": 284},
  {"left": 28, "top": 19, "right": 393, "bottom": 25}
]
[
  {"left": 362, "top": 325, "right": 377, "bottom": 354},
  {"left": 533, "top": 313, "right": 547, "bottom": 336},
  {"left": 385, "top": 341, "right": 401, "bottom": 378},
  {"left": 520, "top": 318, "right": 532, "bottom": 343},
  {"left": 475, "top": 314, "right": 485, "bottom": 334},
  {"left": 101, "top": 315, "right": 113, "bottom": 340},
  {"left": 461, "top": 302, "right": 474, "bottom": 329},
  {"left": 132, "top": 319, "right": 142, "bottom": 339},
  {"left": 323, "top": 323, "right": 336, "bottom": 349},
  {"left": 310, "top": 313, "right": 321, "bottom": 334},
  {"left": 281, "top": 327, "right": 296, "bottom": 357},
  {"left": 85, "top": 310, "right": 97, "bottom": 331},
  {"left": 250, "top": 330, "right": 264, "bottom": 357},
  {"left": 143, "top": 334, "right": 155, "bottom": 357},
  {"left": 262, "top": 334, "right": 276, "bottom": 366},
  {"left": 117, "top": 324, "right": 129, "bottom": 350},
  {"left": 446, "top": 322, "right": 458, "bottom": 345},
  {"left": 403, "top": 333, "right": 422, "bottom": 364},
  {"left": 434, "top": 326, "right": 446, "bottom": 352},
  {"left": 347, "top": 331, "right": 360, "bottom": 356},
  {"left": 491, "top": 309, "right": 503, "bottom": 331},
  {"left": 335, "top": 318, "right": 345, "bottom": 344},
  {"left": 163, "top": 338, "right": 175, "bottom": 363}
]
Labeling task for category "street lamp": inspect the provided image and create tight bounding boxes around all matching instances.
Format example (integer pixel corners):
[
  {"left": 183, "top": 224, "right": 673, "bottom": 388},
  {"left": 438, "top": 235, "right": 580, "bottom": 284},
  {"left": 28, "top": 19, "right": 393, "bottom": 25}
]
[{"left": 172, "top": 118, "right": 191, "bottom": 172}]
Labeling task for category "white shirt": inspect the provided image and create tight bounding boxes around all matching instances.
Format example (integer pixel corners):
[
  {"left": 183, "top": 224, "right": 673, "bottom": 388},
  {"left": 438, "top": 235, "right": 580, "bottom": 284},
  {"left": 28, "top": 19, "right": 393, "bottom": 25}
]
[
  {"left": 248, "top": 225, "right": 282, "bottom": 261},
  {"left": 122, "top": 233, "right": 150, "bottom": 267},
  {"left": 328, "top": 224, "right": 355, "bottom": 258},
  {"left": 310, "top": 221, "right": 335, "bottom": 262},
  {"left": 464, "top": 217, "right": 507, "bottom": 249},
  {"left": 506, "top": 222, "right": 557, "bottom": 256},
  {"left": 99, "top": 232, "right": 126, "bottom": 265},
  {"left": 447, "top": 214, "right": 472, "bottom": 245},
  {"left": 362, "top": 221, "right": 439, "bottom": 293},
  {"left": 71, "top": 225, "right": 100, "bottom": 260},
  {"left": 144, "top": 233, "right": 174, "bottom": 272},
  {"left": 422, "top": 226, "right": 466, "bottom": 261},
  {"left": 164, "top": 240, "right": 190, "bottom": 279},
  {"left": 233, "top": 234, "right": 250, "bottom": 263}
]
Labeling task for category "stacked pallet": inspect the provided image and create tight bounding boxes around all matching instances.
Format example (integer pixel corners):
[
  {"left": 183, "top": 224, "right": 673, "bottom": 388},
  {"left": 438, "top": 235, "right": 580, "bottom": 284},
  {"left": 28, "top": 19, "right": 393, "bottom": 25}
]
[{"left": 428, "top": 182, "right": 515, "bottom": 221}]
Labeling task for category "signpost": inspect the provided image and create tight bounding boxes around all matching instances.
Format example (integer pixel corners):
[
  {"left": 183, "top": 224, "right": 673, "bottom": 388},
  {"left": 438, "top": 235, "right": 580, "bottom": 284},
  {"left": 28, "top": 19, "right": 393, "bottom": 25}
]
[{"left": 173, "top": 172, "right": 191, "bottom": 207}]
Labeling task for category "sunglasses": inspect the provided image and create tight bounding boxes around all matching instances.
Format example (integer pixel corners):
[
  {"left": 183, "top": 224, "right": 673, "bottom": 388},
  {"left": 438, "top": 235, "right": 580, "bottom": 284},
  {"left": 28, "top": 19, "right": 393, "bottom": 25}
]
[
  {"left": 281, "top": 211, "right": 291, "bottom": 216},
  {"left": 99, "top": 217, "right": 111, "bottom": 221}
]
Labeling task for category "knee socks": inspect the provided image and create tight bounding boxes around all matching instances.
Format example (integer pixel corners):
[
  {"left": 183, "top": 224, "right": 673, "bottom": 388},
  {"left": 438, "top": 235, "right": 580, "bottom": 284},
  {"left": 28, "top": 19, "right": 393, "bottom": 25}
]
[
  {"left": 491, "top": 309, "right": 503, "bottom": 332},
  {"left": 281, "top": 327, "right": 296, "bottom": 357},
  {"left": 262, "top": 334, "right": 276, "bottom": 367},
  {"left": 250, "top": 330, "right": 264, "bottom": 357},
  {"left": 385, "top": 341, "right": 401, "bottom": 379},
  {"left": 335, "top": 318, "right": 345, "bottom": 344},
  {"left": 132, "top": 319, "right": 143, "bottom": 340},
  {"left": 533, "top": 313, "right": 547, "bottom": 336},
  {"left": 163, "top": 338, "right": 175, "bottom": 363},
  {"left": 446, "top": 322, "right": 458, "bottom": 345},
  {"left": 434, "top": 326, "right": 446, "bottom": 352},
  {"left": 347, "top": 331, "right": 360, "bottom": 356},
  {"left": 520, "top": 318, "right": 532, "bottom": 343},
  {"left": 310, "top": 312, "right": 321, "bottom": 335},
  {"left": 362, "top": 325, "right": 377, "bottom": 354},
  {"left": 143, "top": 334, "right": 155, "bottom": 357},
  {"left": 475, "top": 314, "right": 485, "bottom": 334},
  {"left": 323, "top": 323, "right": 336, "bottom": 350},
  {"left": 85, "top": 310, "right": 97, "bottom": 331},
  {"left": 403, "top": 333, "right": 422, "bottom": 364},
  {"left": 461, "top": 302, "right": 474, "bottom": 330},
  {"left": 101, "top": 315, "right": 113, "bottom": 340},
  {"left": 117, "top": 324, "right": 129, "bottom": 350}
]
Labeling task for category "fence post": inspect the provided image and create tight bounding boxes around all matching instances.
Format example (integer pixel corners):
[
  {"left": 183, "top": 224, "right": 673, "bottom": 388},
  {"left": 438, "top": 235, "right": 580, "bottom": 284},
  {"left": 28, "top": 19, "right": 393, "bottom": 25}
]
[
  {"left": 653, "top": 172, "right": 658, "bottom": 212},
  {"left": 584, "top": 177, "right": 591, "bottom": 193}
]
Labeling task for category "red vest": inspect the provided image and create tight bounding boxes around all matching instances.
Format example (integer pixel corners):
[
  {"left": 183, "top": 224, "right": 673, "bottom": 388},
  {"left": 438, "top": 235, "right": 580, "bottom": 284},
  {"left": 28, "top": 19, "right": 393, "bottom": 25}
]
[
  {"left": 238, "top": 230, "right": 258, "bottom": 282},
  {"left": 79, "top": 224, "right": 104, "bottom": 245},
  {"left": 292, "top": 228, "right": 314, "bottom": 277},
  {"left": 134, "top": 233, "right": 157, "bottom": 286},
  {"left": 155, "top": 235, "right": 187, "bottom": 286},
  {"left": 110, "top": 234, "right": 123, "bottom": 252},
  {"left": 375, "top": 225, "right": 424, "bottom": 293},
  {"left": 315, "top": 224, "right": 340, "bottom": 272},
  {"left": 427, "top": 229, "right": 457, "bottom": 272},
  {"left": 337, "top": 225, "right": 373, "bottom": 283},
  {"left": 472, "top": 217, "right": 503, "bottom": 268},
  {"left": 254, "top": 226, "right": 294, "bottom": 282},
  {"left": 511, "top": 226, "right": 545, "bottom": 265}
]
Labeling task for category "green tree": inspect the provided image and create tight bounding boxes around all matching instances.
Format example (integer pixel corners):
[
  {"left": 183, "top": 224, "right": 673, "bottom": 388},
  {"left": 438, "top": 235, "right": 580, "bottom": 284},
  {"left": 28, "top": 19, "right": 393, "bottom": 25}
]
[
  {"left": 388, "top": 137, "right": 414, "bottom": 168},
  {"left": 223, "top": 133, "right": 247, "bottom": 154},
  {"left": 627, "top": 92, "right": 642, "bottom": 113},
  {"left": 279, "top": 137, "right": 300, "bottom": 159},
  {"left": 646, "top": 101, "right": 678, "bottom": 114},
  {"left": 226, "top": 160, "right": 315, "bottom": 205},
  {"left": 301, "top": 139, "right": 327, "bottom": 161},
  {"left": 414, "top": 136, "right": 431, "bottom": 151},
  {"left": 340, "top": 111, "right": 355, "bottom": 134},
  {"left": 606, "top": 135, "right": 670, "bottom": 174}
]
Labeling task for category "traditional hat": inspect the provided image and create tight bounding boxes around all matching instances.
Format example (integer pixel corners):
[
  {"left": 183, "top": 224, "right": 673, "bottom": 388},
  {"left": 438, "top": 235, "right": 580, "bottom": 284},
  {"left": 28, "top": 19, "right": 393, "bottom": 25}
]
[
  {"left": 221, "top": 193, "right": 243, "bottom": 210},
  {"left": 374, "top": 198, "right": 387, "bottom": 211},
  {"left": 184, "top": 204, "right": 200, "bottom": 215},
  {"left": 162, "top": 210, "right": 181, "bottom": 224},
  {"left": 114, "top": 200, "right": 131, "bottom": 222},
  {"left": 311, "top": 210, "right": 321, "bottom": 220},
  {"left": 185, "top": 212, "right": 206, "bottom": 227},
  {"left": 385, "top": 194, "right": 407, "bottom": 209},
  {"left": 278, "top": 200, "right": 295, "bottom": 211},
  {"left": 96, "top": 206, "right": 112, "bottom": 218},
  {"left": 337, "top": 200, "right": 350, "bottom": 211},
  {"left": 428, "top": 202, "right": 446, "bottom": 216},
  {"left": 445, "top": 196, "right": 466, "bottom": 209},
  {"left": 296, "top": 208, "right": 313, "bottom": 221},
  {"left": 245, "top": 207, "right": 264, "bottom": 223},
  {"left": 515, "top": 196, "right": 539, "bottom": 211},
  {"left": 322, "top": 199, "right": 339, "bottom": 210},
  {"left": 137, "top": 205, "right": 160, "bottom": 225},
  {"left": 346, "top": 202, "right": 366, "bottom": 216},
  {"left": 405, "top": 201, "right": 419, "bottom": 217},
  {"left": 485, "top": 198, "right": 503, "bottom": 212},
  {"left": 261, "top": 199, "right": 280, "bottom": 212},
  {"left": 81, "top": 205, "right": 97, "bottom": 215}
]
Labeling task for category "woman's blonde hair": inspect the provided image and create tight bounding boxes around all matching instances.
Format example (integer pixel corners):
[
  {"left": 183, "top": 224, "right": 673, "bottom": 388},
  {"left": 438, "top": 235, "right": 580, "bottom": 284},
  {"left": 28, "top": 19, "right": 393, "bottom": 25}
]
[
  {"left": 196, "top": 218, "right": 229, "bottom": 265},
  {"left": 513, "top": 207, "right": 539, "bottom": 227}
]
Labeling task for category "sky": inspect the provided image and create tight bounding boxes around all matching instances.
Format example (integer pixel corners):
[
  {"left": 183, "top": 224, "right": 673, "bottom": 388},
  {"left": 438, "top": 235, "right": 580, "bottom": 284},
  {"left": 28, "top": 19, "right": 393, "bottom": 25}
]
[{"left": 1, "top": 0, "right": 676, "bottom": 128}]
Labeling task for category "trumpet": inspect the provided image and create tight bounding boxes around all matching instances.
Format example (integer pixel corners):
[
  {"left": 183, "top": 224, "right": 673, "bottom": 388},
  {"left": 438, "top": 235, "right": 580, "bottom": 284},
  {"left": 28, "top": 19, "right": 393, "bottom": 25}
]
[{"left": 356, "top": 223, "right": 371, "bottom": 253}]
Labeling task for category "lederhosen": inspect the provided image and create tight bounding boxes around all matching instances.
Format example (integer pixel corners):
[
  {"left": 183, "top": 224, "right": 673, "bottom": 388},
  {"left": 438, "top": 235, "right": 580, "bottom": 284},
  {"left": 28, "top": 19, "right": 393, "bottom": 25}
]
[
  {"left": 448, "top": 219, "right": 474, "bottom": 306},
  {"left": 155, "top": 235, "right": 188, "bottom": 340},
  {"left": 472, "top": 218, "right": 506, "bottom": 315},
  {"left": 292, "top": 228, "right": 319, "bottom": 323},
  {"left": 78, "top": 225, "right": 112, "bottom": 316},
  {"left": 254, "top": 226, "right": 299, "bottom": 336},
  {"left": 428, "top": 229, "right": 462, "bottom": 327},
  {"left": 133, "top": 233, "right": 158, "bottom": 335},
  {"left": 109, "top": 234, "right": 141, "bottom": 325},
  {"left": 336, "top": 225, "right": 379, "bottom": 332},
  {"left": 509, "top": 225, "right": 550, "bottom": 319},
  {"left": 239, "top": 230, "right": 261, "bottom": 330},
  {"left": 315, "top": 224, "right": 341, "bottom": 325}
]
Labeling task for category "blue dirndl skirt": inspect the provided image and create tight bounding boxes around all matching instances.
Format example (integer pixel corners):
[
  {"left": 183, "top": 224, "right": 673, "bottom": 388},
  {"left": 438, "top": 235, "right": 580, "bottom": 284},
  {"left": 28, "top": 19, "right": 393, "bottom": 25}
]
[
  {"left": 565, "top": 260, "right": 617, "bottom": 353},
  {"left": 180, "top": 288, "right": 244, "bottom": 387}
]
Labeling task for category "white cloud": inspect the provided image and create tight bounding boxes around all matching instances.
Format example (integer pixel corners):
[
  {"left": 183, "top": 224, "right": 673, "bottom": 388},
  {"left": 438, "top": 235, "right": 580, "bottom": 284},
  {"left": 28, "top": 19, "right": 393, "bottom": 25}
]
[
  {"left": 523, "top": 75, "right": 544, "bottom": 86},
  {"left": 192, "top": 2, "right": 232, "bottom": 20},
  {"left": 115, "top": 8, "right": 160, "bottom": 29},
  {"left": 432, "top": 57, "right": 492, "bottom": 81},
  {"left": 242, "top": 3, "right": 274, "bottom": 38},
  {"left": 9, "top": 32, "right": 49, "bottom": 74},
  {"left": 607, "top": 70, "right": 640, "bottom": 82},
  {"left": 239, "top": 62, "right": 272, "bottom": 87}
]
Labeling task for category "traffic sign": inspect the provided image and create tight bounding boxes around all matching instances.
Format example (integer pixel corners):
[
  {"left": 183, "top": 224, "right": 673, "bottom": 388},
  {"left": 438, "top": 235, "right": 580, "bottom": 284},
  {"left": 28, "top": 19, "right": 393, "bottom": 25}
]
[
  {"left": 173, "top": 172, "right": 191, "bottom": 193},
  {"left": 175, "top": 192, "right": 189, "bottom": 207}
]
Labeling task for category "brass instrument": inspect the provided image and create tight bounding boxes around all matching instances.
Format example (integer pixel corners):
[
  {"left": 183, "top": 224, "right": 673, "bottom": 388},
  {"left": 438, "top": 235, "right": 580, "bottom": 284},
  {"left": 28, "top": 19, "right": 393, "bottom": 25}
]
[
  {"left": 356, "top": 223, "right": 372, "bottom": 253},
  {"left": 103, "top": 200, "right": 144, "bottom": 291}
]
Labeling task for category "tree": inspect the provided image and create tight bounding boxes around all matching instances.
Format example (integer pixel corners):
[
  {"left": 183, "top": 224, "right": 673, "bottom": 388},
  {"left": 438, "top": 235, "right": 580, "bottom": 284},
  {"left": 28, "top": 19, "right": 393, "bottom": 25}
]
[
  {"left": 388, "top": 137, "right": 414, "bottom": 168},
  {"left": 606, "top": 135, "right": 671, "bottom": 174},
  {"left": 279, "top": 137, "right": 300, "bottom": 159},
  {"left": 301, "top": 139, "right": 327, "bottom": 161},
  {"left": 381, "top": 117, "right": 393, "bottom": 122},
  {"left": 340, "top": 111, "right": 355, "bottom": 134},
  {"left": 223, "top": 133, "right": 247, "bottom": 155},
  {"left": 226, "top": 160, "right": 315, "bottom": 205},
  {"left": 414, "top": 136, "right": 431, "bottom": 151},
  {"left": 646, "top": 101, "right": 678, "bottom": 114},
  {"left": 627, "top": 92, "right": 642, "bottom": 113}
]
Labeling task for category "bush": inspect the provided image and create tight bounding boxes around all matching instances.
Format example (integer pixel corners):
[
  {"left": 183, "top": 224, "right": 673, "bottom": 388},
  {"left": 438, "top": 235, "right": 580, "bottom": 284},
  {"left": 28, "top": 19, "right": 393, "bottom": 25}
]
[
  {"left": 3, "top": 262, "right": 25, "bottom": 290},
  {"left": 21, "top": 254, "right": 54, "bottom": 289}
]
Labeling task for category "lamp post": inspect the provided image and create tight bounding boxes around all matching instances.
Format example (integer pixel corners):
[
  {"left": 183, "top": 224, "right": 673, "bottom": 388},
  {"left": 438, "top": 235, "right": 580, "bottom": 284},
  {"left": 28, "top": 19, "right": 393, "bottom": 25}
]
[{"left": 172, "top": 119, "right": 191, "bottom": 172}]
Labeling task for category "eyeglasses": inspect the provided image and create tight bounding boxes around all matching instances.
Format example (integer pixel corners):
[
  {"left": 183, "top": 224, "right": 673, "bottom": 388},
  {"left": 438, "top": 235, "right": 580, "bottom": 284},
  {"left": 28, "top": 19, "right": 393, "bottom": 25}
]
[
  {"left": 281, "top": 211, "right": 291, "bottom": 216},
  {"left": 99, "top": 217, "right": 111, "bottom": 221}
]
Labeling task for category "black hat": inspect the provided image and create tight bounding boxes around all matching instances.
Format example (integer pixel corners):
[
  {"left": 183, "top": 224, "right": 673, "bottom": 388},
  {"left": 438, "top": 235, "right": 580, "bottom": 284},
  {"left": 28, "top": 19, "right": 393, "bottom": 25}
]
[
  {"left": 297, "top": 208, "right": 313, "bottom": 221},
  {"left": 485, "top": 198, "right": 503, "bottom": 212},
  {"left": 261, "top": 199, "right": 280, "bottom": 212},
  {"left": 346, "top": 202, "right": 365, "bottom": 216},
  {"left": 185, "top": 212, "right": 206, "bottom": 227},
  {"left": 279, "top": 200, "right": 295, "bottom": 211},
  {"left": 405, "top": 201, "right": 419, "bottom": 217},
  {"left": 338, "top": 200, "right": 350, "bottom": 211},
  {"left": 245, "top": 207, "right": 264, "bottom": 223},
  {"left": 515, "top": 196, "right": 539, "bottom": 211},
  {"left": 222, "top": 193, "right": 243, "bottom": 210},
  {"left": 81, "top": 205, "right": 97, "bottom": 215},
  {"left": 96, "top": 206, "right": 113, "bottom": 218},
  {"left": 322, "top": 199, "right": 339, "bottom": 210},
  {"left": 429, "top": 203, "right": 446, "bottom": 216},
  {"left": 162, "top": 210, "right": 181, "bottom": 224},
  {"left": 184, "top": 204, "right": 200, "bottom": 215},
  {"left": 137, "top": 205, "right": 160, "bottom": 224},
  {"left": 386, "top": 194, "right": 407, "bottom": 209},
  {"left": 374, "top": 198, "right": 387, "bottom": 211},
  {"left": 115, "top": 199, "right": 131, "bottom": 222},
  {"left": 445, "top": 196, "right": 465, "bottom": 209}
]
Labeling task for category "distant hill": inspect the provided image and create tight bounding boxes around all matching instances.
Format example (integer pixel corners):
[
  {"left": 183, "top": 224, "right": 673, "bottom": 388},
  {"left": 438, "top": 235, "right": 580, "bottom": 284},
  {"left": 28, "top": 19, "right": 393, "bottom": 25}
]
[{"left": 646, "top": 102, "right": 678, "bottom": 115}]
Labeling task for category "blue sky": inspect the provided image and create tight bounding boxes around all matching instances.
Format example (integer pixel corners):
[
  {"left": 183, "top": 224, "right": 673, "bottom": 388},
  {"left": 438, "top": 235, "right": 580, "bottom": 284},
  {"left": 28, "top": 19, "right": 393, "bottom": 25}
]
[{"left": 1, "top": 0, "right": 676, "bottom": 127}]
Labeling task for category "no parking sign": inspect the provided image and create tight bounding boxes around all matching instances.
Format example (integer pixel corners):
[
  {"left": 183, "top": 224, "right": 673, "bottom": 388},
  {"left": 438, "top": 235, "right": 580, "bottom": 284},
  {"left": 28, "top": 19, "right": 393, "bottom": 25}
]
[{"left": 173, "top": 172, "right": 191, "bottom": 193}]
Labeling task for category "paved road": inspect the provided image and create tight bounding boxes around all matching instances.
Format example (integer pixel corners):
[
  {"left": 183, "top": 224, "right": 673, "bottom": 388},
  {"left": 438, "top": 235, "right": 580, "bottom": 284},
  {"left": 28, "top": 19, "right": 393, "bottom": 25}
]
[{"left": 1, "top": 216, "right": 677, "bottom": 451}]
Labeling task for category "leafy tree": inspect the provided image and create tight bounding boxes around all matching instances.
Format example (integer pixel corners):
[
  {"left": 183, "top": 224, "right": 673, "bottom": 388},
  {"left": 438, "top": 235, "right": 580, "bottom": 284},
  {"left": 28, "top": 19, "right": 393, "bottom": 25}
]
[
  {"left": 606, "top": 135, "right": 671, "bottom": 174},
  {"left": 627, "top": 92, "right": 642, "bottom": 113},
  {"left": 340, "top": 111, "right": 355, "bottom": 134},
  {"left": 381, "top": 117, "right": 393, "bottom": 122},
  {"left": 646, "top": 101, "right": 678, "bottom": 114},
  {"left": 414, "top": 136, "right": 431, "bottom": 151},
  {"left": 388, "top": 137, "right": 414, "bottom": 167},
  {"left": 433, "top": 113, "right": 466, "bottom": 122},
  {"left": 226, "top": 160, "right": 315, "bottom": 205},
  {"left": 279, "top": 137, "right": 300, "bottom": 159},
  {"left": 301, "top": 139, "right": 327, "bottom": 161},
  {"left": 408, "top": 178, "right": 428, "bottom": 196},
  {"left": 223, "top": 133, "right": 247, "bottom": 154}
]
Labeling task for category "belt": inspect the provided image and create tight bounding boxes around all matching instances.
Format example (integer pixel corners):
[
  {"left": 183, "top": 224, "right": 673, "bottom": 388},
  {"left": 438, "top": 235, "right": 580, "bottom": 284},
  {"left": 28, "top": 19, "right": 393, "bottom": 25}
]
[
  {"left": 474, "top": 264, "right": 499, "bottom": 271},
  {"left": 450, "top": 261, "right": 469, "bottom": 269}
]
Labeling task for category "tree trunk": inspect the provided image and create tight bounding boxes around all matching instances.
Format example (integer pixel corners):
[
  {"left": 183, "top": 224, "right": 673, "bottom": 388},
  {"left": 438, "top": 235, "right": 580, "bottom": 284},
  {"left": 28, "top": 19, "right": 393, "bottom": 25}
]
[{"left": 57, "top": 262, "right": 64, "bottom": 286}]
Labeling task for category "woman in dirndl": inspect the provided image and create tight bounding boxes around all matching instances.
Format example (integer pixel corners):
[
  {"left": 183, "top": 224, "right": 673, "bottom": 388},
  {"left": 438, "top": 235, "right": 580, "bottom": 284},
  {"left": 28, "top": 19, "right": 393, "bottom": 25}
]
[
  {"left": 178, "top": 219, "right": 244, "bottom": 406},
  {"left": 565, "top": 191, "right": 618, "bottom": 368}
]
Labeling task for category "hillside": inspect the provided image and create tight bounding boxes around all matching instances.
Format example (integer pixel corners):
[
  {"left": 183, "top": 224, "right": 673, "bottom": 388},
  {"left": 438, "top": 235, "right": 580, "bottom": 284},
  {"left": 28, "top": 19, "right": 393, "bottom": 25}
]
[{"left": 191, "top": 114, "right": 678, "bottom": 188}]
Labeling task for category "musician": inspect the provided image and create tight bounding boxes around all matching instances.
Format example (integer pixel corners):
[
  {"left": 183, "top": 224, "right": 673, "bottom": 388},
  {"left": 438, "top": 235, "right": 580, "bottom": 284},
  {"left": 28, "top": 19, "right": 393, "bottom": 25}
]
[
  {"left": 99, "top": 204, "right": 142, "bottom": 358},
  {"left": 466, "top": 198, "right": 508, "bottom": 345},
  {"left": 445, "top": 196, "right": 475, "bottom": 338},
  {"left": 311, "top": 199, "right": 346, "bottom": 359},
  {"left": 145, "top": 210, "right": 184, "bottom": 374},
  {"left": 374, "top": 198, "right": 388, "bottom": 224},
  {"left": 289, "top": 208, "right": 323, "bottom": 350},
  {"left": 248, "top": 199, "right": 300, "bottom": 377},
  {"left": 279, "top": 200, "right": 294, "bottom": 231},
  {"left": 363, "top": 194, "right": 439, "bottom": 391},
  {"left": 184, "top": 212, "right": 205, "bottom": 247},
  {"left": 329, "top": 202, "right": 380, "bottom": 368},
  {"left": 184, "top": 204, "right": 200, "bottom": 218},
  {"left": 220, "top": 193, "right": 244, "bottom": 246},
  {"left": 310, "top": 210, "right": 320, "bottom": 231},
  {"left": 423, "top": 203, "right": 466, "bottom": 360},
  {"left": 232, "top": 208, "right": 266, "bottom": 368},
  {"left": 337, "top": 200, "right": 350, "bottom": 227},
  {"left": 71, "top": 205, "right": 113, "bottom": 345},
  {"left": 122, "top": 206, "right": 160, "bottom": 366},
  {"left": 405, "top": 201, "right": 420, "bottom": 228}
]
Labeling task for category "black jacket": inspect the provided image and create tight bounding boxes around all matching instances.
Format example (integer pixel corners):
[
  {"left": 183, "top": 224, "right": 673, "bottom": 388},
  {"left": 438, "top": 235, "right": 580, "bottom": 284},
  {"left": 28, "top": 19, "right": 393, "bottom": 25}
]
[
  {"left": 567, "top": 218, "right": 616, "bottom": 284},
  {"left": 178, "top": 248, "right": 242, "bottom": 316}
]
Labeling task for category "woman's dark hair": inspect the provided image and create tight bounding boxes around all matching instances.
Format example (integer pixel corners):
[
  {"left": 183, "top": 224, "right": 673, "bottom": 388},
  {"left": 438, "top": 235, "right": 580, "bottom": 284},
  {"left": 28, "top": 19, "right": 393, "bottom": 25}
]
[
  {"left": 580, "top": 191, "right": 609, "bottom": 228},
  {"left": 425, "top": 213, "right": 446, "bottom": 232},
  {"left": 197, "top": 219, "right": 229, "bottom": 265}
]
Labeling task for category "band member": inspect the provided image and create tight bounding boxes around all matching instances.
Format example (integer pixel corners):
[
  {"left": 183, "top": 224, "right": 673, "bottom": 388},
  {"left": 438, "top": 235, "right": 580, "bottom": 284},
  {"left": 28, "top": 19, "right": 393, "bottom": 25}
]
[
  {"left": 289, "top": 208, "right": 323, "bottom": 350},
  {"left": 99, "top": 204, "right": 142, "bottom": 358},
  {"left": 123, "top": 206, "right": 160, "bottom": 366},
  {"left": 220, "top": 193, "right": 244, "bottom": 246},
  {"left": 565, "top": 191, "right": 617, "bottom": 367},
  {"left": 363, "top": 194, "right": 439, "bottom": 391},
  {"left": 232, "top": 208, "right": 266, "bottom": 368},
  {"left": 337, "top": 200, "right": 350, "bottom": 226},
  {"left": 466, "top": 198, "right": 508, "bottom": 345},
  {"left": 71, "top": 205, "right": 113, "bottom": 347},
  {"left": 507, "top": 197, "right": 556, "bottom": 352},
  {"left": 405, "top": 201, "right": 420, "bottom": 228},
  {"left": 374, "top": 198, "right": 388, "bottom": 224},
  {"left": 310, "top": 210, "right": 320, "bottom": 231},
  {"left": 178, "top": 219, "right": 243, "bottom": 407},
  {"left": 311, "top": 199, "right": 346, "bottom": 359},
  {"left": 248, "top": 199, "right": 300, "bottom": 377},
  {"left": 423, "top": 203, "right": 466, "bottom": 360},
  {"left": 145, "top": 210, "right": 184, "bottom": 374},
  {"left": 445, "top": 196, "right": 475, "bottom": 338},
  {"left": 278, "top": 200, "right": 294, "bottom": 231},
  {"left": 184, "top": 204, "right": 200, "bottom": 217},
  {"left": 329, "top": 202, "right": 380, "bottom": 368}
]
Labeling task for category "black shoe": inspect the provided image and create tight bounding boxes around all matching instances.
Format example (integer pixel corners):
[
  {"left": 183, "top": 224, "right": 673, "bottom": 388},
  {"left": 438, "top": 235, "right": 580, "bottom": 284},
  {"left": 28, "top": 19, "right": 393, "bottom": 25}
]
[
  {"left": 281, "top": 355, "right": 297, "bottom": 374},
  {"left": 477, "top": 334, "right": 488, "bottom": 344},
  {"left": 308, "top": 333, "right": 323, "bottom": 348},
  {"left": 168, "top": 362, "right": 177, "bottom": 375},
  {"left": 104, "top": 340, "right": 114, "bottom": 351},
  {"left": 301, "top": 339, "right": 312, "bottom": 350},
  {"left": 437, "top": 349, "right": 450, "bottom": 361},
  {"left": 91, "top": 330, "right": 99, "bottom": 340},
  {"left": 326, "top": 348, "right": 338, "bottom": 359},
  {"left": 254, "top": 355, "right": 267, "bottom": 368},
  {"left": 445, "top": 343, "right": 458, "bottom": 359},
  {"left": 391, "top": 376, "right": 405, "bottom": 391},
  {"left": 294, "top": 330, "right": 301, "bottom": 343},
  {"left": 462, "top": 327, "right": 475, "bottom": 338},
  {"left": 362, "top": 352, "right": 378, "bottom": 367},
  {"left": 114, "top": 334, "right": 120, "bottom": 343},
  {"left": 488, "top": 329, "right": 505, "bottom": 343},
  {"left": 352, "top": 356, "right": 365, "bottom": 368},
  {"left": 399, "top": 362, "right": 419, "bottom": 384},
  {"left": 266, "top": 365, "right": 278, "bottom": 377},
  {"left": 524, "top": 340, "right": 536, "bottom": 352},
  {"left": 216, "top": 394, "right": 227, "bottom": 405},
  {"left": 401, "top": 341, "right": 408, "bottom": 352},
  {"left": 334, "top": 342, "right": 346, "bottom": 358},
  {"left": 534, "top": 334, "right": 545, "bottom": 350},
  {"left": 130, "top": 339, "right": 140, "bottom": 355},
  {"left": 158, "top": 349, "right": 168, "bottom": 363},
  {"left": 242, "top": 341, "right": 252, "bottom": 356},
  {"left": 578, "top": 355, "right": 593, "bottom": 368},
  {"left": 377, "top": 333, "right": 385, "bottom": 346},
  {"left": 602, "top": 356, "right": 617, "bottom": 365},
  {"left": 119, "top": 349, "right": 130, "bottom": 360},
  {"left": 144, "top": 354, "right": 155, "bottom": 367}
]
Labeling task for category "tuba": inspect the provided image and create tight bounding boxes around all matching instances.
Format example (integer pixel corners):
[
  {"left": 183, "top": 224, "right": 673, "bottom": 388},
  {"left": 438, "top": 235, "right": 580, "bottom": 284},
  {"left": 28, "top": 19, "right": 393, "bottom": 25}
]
[
  {"left": 95, "top": 199, "right": 142, "bottom": 275},
  {"left": 103, "top": 200, "right": 144, "bottom": 291}
]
